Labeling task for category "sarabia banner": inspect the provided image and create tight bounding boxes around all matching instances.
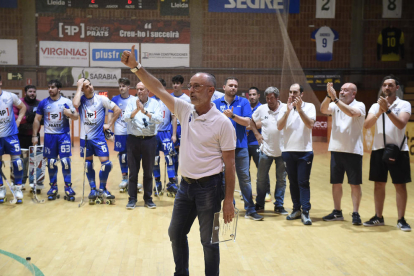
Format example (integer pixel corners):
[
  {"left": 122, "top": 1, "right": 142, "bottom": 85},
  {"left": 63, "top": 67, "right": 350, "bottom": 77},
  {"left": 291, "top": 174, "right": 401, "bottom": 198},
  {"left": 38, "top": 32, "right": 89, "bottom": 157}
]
[
  {"left": 37, "top": 17, "right": 190, "bottom": 43},
  {"left": 39, "top": 41, "right": 89, "bottom": 66},
  {"left": 71, "top": 67, "right": 121, "bottom": 87}
]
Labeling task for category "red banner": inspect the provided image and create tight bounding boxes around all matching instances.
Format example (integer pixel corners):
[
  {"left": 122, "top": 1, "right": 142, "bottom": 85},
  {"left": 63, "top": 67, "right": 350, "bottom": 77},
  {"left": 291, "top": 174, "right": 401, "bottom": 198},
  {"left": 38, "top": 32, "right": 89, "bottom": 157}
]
[
  {"left": 38, "top": 17, "right": 190, "bottom": 43},
  {"left": 313, "top": 116, "right": 328, "bottom": 137}
]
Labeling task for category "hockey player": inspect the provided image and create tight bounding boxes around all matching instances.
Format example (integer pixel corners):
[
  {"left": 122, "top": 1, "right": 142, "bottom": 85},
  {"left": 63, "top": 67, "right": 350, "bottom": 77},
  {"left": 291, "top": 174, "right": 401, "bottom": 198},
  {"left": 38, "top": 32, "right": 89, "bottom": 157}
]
[
  {"left": 152, "top": 78, "right": 178, "bottom": 196},
  {"left": 73, "top": 78, "right": 121, "bottom": 204},
  {"left": 32, "top": 79, "right": 79, "bottom": 201},
  {"left": 108, "top": 78, "right": 133, "bottom": 193},
  {"left": 0, "top": 75, "right": 27, "bottom": 204},
  {"left": 170, "top": 75, "right": 191, "bottom": 180}
]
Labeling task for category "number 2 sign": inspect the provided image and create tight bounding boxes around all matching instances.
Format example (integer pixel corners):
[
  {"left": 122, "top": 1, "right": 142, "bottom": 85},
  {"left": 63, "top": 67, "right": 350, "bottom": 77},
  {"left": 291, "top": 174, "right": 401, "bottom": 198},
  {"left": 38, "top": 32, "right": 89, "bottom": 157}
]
[{"left": 316, "top": 0, "right": 336, "bottom": 19}]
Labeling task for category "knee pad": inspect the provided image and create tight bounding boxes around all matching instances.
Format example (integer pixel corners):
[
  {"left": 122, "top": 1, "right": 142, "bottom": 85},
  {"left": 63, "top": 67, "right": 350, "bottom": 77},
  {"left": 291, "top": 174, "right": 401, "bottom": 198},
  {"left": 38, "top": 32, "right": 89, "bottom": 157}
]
[
  {"left": 155, "top": 155, "right": 160, "bottom": 166},
  {"left": 100, "top": 160, "right": 112, "bottom": 173},
  {"left": 61, "top": 157, "right": 71, "bottom": 170},
  {"left": 99, "top": 161, "right": 112, "bottom": 187},
  {"left": 48, "top": 158, "right": 58, "bottom": 170},
  {"left": 165, "top": 155, "right": 173, "bottom": 166},
  {"left": 11, "top": 158, "right": 23, "bottom": 172},
  {"left": 118, "top": 153, "right": 127, "bottom": 164}
]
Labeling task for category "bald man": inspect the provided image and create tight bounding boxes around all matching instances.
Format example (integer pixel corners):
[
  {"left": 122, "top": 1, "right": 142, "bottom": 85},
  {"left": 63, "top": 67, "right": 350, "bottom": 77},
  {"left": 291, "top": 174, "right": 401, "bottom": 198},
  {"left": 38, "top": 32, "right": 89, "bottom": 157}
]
[{"left": 320, "top": 82, "right": 366, "bottom": 225}]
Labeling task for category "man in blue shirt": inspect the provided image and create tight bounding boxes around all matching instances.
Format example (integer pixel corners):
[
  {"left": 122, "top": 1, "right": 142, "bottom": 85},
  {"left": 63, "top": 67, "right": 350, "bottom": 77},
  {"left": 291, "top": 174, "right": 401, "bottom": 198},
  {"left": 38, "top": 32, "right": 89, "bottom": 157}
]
[
  {"left": 213, "top": 78, "right": 263, "bottom": 221},
  {"left": 152, "top": 78, "right": 178, "bottom": 196}
]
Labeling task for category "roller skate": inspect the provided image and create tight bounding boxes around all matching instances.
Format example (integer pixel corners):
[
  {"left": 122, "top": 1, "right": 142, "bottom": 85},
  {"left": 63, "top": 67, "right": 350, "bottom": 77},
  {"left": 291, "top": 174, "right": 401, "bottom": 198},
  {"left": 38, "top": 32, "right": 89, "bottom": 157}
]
[
  {"left": 119, "top": 175, "right": 128, "bottom": 193},
  {"left": 29, "top": 183, "right": 44, "bottom": 194},
  {"left": 47, "top": 183, "right": 60, "bottom": 200},
  {"left": 13, "top": 185, "right": 23, "bottom": 204},
  {"left": 166, "top": 182, "right": 178, "bottom": 198},
  {"left": 88, "top": 188, "right": 98, "bottom": 205},
  {"left": 137, "top": 183, "right": 143, "bottom": 193},
  {"left": 99, "top": 189, "right": 115, "bottom": 205},
  {"left": 0, "top": 186, "right": 6, "bottom": 203},
  {"left": 153, "top": 181, "right": 163, "bottom": 197},
  {"left": 63, "top": 183, "right": 76, "bottom": 202}
]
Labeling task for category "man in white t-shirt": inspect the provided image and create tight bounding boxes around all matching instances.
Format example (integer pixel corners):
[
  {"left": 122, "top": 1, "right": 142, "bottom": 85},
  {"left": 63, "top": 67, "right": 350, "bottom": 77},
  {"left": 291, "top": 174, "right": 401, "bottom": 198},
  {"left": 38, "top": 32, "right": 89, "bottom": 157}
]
[
  {"left": 363, "top": 75, "right": 411, "bottom": 232},
  {"left": 320, "top": 82, "right": 366, "bottom": 225},
  {"left": 250, "top": 87, "right": 287, "bottom": 215},
  {"left": 277, "top": 83, "right": 316, "bottom": 225},
  {"left": 121, "top": 45, "right": 237, "bottom": 275}
]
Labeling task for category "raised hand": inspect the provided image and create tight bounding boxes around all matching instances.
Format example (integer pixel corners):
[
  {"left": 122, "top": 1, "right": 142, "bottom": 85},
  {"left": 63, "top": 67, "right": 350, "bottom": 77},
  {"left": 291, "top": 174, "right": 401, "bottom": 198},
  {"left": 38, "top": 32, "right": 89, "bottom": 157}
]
[
  {"left": 223, "top": 106, "right": 234, "bottom": 118},
  {"left": 121, "top": 45, "right": 139, "bottom": 69}
]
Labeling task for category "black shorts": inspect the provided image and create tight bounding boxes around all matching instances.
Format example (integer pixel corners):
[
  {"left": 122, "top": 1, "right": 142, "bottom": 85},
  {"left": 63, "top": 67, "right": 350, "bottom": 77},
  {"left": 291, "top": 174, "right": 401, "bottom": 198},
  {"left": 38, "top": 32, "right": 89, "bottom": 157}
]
[
  {"left": 330, "top": 152, "right": 362, "bottom": 185},
  {"left": 369, "top": 149, "right": 411, "bottom": 184}
]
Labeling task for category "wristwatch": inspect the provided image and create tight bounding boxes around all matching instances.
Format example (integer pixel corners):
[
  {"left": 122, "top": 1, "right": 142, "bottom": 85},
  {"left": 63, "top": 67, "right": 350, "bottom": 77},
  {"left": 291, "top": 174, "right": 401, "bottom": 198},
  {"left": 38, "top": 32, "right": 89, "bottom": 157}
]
[
  {"left": 386, "top": 109, "right": 392, "bottom": 114},
  {"left": 231, "top": 114, "right": 235, "bottom": 119},
  {"left": 144, "top": 110, "right": 148, "bottom": 115},
  {"left": 130, "top": 63, "right": 142, "bottom": 73}
]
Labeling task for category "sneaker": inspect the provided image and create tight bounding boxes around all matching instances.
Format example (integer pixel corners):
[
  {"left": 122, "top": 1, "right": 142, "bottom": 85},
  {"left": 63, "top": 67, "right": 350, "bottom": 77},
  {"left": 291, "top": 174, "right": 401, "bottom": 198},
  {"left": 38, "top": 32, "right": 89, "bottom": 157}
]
[
  {"left": 323, "top": 209, "right": 344, "bottom": 221},
  {"left": 301, "top": 211, "right": 312, "bottom": 225},
  {"left": 144, "top": 200, "right": 156, "bottom": 209},
  {"left": 363, "top": 215, "right": 384, "bottom": 227},
  {"left": 265, "top": 193, "right": 272, "bottom": 202},
  {"left": 255, "top": 203, "right": 265, "bottom": 213},
  {"left": 245, "top": 212, "right": 264, "bottom": 221},
  {"left": 274, "top": 206, "right": 288, "bottom": 215},
  {"left": 352, "top": 212, "right": 362, "bottom": 225},
  {"left": 286, "top": 209, "right": 301, "bottom": 220},
  {"left": 126, "top": 200, "right": 136, "bottom": 210},
  {"left": 397, "top": 217, "right": 411, "bottom": 232}
]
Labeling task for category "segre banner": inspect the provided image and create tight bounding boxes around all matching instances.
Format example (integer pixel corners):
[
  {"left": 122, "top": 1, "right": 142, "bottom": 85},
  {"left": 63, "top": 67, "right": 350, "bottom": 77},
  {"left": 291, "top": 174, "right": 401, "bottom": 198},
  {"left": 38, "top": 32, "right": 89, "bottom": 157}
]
[
  {"left": 38, "top": 17, "right": 190, "bottom": 43},
  {"left": 0, "top": 39, "right": 18, "bottom": 65},
  {"left": 71, "top": 67, "right": 121, "bottom": 87},
  {"left": 141, "top": 43, "right": 189, "bottom": 68},
  {"left": 39, "top": 41, "right": 89, "bottom": 66},
  {"left": 90, "top": 43, "right": 138, "bottom": 67},
  {"left": 208, "top": 0, "right": 300, "bottom": 13}
]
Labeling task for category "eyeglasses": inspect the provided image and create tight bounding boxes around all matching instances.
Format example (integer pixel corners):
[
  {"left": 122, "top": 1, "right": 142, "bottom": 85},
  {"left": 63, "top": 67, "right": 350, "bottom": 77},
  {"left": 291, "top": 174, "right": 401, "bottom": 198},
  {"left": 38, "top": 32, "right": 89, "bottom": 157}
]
[{"left": 187, "top": 84, "right": 211, "bottom": 91}]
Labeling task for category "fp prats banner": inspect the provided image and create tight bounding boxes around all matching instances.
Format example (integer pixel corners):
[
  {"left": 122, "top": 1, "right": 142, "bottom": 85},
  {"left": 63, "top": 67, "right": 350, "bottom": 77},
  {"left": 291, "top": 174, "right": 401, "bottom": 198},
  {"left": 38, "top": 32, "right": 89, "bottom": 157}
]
[{"left": 37, "top": 17, "right": 190, "bottom": 44}]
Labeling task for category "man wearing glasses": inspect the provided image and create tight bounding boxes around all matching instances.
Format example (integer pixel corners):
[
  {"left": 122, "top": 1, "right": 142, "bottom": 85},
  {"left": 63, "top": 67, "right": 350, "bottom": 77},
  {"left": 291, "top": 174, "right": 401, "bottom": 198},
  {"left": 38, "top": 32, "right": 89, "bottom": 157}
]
[
  {"left": 213, "top": 77, "right": 264, "bottom": 221},
  {"left": 277, "top": 83, "right": 316, "bottom": 225}
]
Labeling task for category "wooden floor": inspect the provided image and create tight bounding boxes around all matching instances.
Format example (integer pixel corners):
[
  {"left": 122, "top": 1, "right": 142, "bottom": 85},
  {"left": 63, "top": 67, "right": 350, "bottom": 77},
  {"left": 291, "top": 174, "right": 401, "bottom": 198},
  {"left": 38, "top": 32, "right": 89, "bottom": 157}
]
[{"left": 0, "top": 142, "right": 413, "bottom": 276}]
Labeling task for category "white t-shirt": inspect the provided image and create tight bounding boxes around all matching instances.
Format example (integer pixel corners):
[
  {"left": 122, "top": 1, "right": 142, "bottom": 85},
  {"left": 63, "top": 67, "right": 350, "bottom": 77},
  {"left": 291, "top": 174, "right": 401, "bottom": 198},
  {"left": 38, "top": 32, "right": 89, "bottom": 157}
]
[
  {"left": 252, "top": 102, "right": 285, "bottom": 157},
  {"left": 174, "top": 98, "right": 236, "bottom": 179},
  {"left": 328, "top": 100, "right": 366, "bottom": 156},
  {"left": 368, "top": 97, "right": 411, "bottom": 151},
  {"left": 278, "top": 102, "right": 316, "bottom": 152}
]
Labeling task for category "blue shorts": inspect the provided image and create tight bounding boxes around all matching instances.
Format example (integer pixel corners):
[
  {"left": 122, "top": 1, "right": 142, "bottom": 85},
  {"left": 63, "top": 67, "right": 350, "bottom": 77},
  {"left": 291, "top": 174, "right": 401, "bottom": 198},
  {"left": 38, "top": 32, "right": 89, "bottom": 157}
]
[
  {"left": 0, "top": 134, "right": 21, "bottom": 156},
  {"left": 44, "top": 133, "right": 72, "bottom": 158},
  {"left": 174, "top": 124, "right": 182, "bottom": 147},
  {"left": 80, "top": 137, "right": 109, "bottom": 157},
  {"left": 114, "top": 135, "right": 127, "bottom": 152},
  {"left": 156, "top": 130, "right": 174, "bottom": 156}
]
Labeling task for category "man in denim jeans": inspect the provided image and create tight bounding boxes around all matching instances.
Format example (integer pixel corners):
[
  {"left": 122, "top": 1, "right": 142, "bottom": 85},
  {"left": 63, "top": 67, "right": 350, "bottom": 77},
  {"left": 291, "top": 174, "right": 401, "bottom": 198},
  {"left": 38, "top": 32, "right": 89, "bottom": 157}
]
[
  {"left": 121, "top": 45, "right": 237, "bottom": 276},
  {"left": 250, "top": 87, "right": 287, "bottom": 215},
  {"left": 277, "top": 84, "right": 316, "bottom": 226},
  {"left": 213, "top": 78, "right": 264, "bottom": 221}
]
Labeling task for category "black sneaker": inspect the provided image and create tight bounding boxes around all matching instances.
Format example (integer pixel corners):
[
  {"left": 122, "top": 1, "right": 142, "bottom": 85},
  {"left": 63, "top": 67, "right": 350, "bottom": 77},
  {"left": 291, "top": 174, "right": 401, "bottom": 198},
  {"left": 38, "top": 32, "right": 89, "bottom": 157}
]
[
  {"left": 126, "top": 200, "right": 136, "bottom": 210},
  {"left": 245, "top": 212, "right": 264, "bottom": 221},
  {"left": 352, "top": 212, "right": 362, "bottom": 225},
  {"left": 274, "top": 206, "right": 288, "bottom": 215},
  {"left": 397, "top": 217, "right": 411, "bottom": 232},
  {"left": 301, "top": 211, "right": 312, "bottom": 225},
  {"left": 363, "top": 215, "right": 384, "bottom": 227},
  {"left": 323, "top": 209, "right": 344, "bottom": 221},
  {"left": 286, "top": 209, "right": 301, "bottom": 220},
  {"left": 255, "top": 203, "right": 265, "bottom": 213},
  {"left": 145, "top": 200, "right": 156, "bottom": 209}
]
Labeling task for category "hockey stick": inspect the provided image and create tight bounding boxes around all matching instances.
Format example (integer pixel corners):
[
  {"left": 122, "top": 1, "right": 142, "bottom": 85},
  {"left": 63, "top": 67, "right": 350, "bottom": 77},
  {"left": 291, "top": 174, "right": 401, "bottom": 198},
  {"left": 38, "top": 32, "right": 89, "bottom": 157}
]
[
  {"left": 78, "top": 135, "right": 88, "bottom": 208},
  {"left": 0, "top": 164, "right": 17, "bottom": 204},
  {"left": 30, "top": 145, "right": 45, "bottom": 204}
]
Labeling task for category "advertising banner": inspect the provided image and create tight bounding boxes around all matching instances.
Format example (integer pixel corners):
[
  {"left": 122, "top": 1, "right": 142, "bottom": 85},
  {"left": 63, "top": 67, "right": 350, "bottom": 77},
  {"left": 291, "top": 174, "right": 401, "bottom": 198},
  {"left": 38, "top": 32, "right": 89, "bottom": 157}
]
[
  {"left": 71, "top": 67, "right": 121, "bottom": 87},
  {"left": 141, "top": 43, "right": 189, "bottom": 68},
  {"left": 90, "top": 42, "right": 139, "bottom": 67},
  {"left": 0, "top": 39, "right": 18, "bottom": 65},
  {"left": 305, "top": 71, "right": 341, "bottom": 91},
  {"left": 313, "top": 116, "right": 328, "bottom": 137},
  {"left": 38, "top": 17, "right": 190, "bottom": 43},
  {"left": 160, "top": 0, "right": 189, "bottom": 16},
  {"left": 39, "top": 41, "right": 89, "bottom": 66},
  {"left": 208, "top": 0, "right": 300, "bottom": 13}
]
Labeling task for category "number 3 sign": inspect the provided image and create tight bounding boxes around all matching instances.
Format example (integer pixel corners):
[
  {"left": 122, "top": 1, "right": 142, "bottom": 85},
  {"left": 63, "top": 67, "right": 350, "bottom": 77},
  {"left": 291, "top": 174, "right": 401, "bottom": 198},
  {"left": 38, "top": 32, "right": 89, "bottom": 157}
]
[
  {"left": 383, "top": 0, "right": 402, "bottom": 18},
  {"left": 316, "top": 0, "right": 336, "bottom": 19}
]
